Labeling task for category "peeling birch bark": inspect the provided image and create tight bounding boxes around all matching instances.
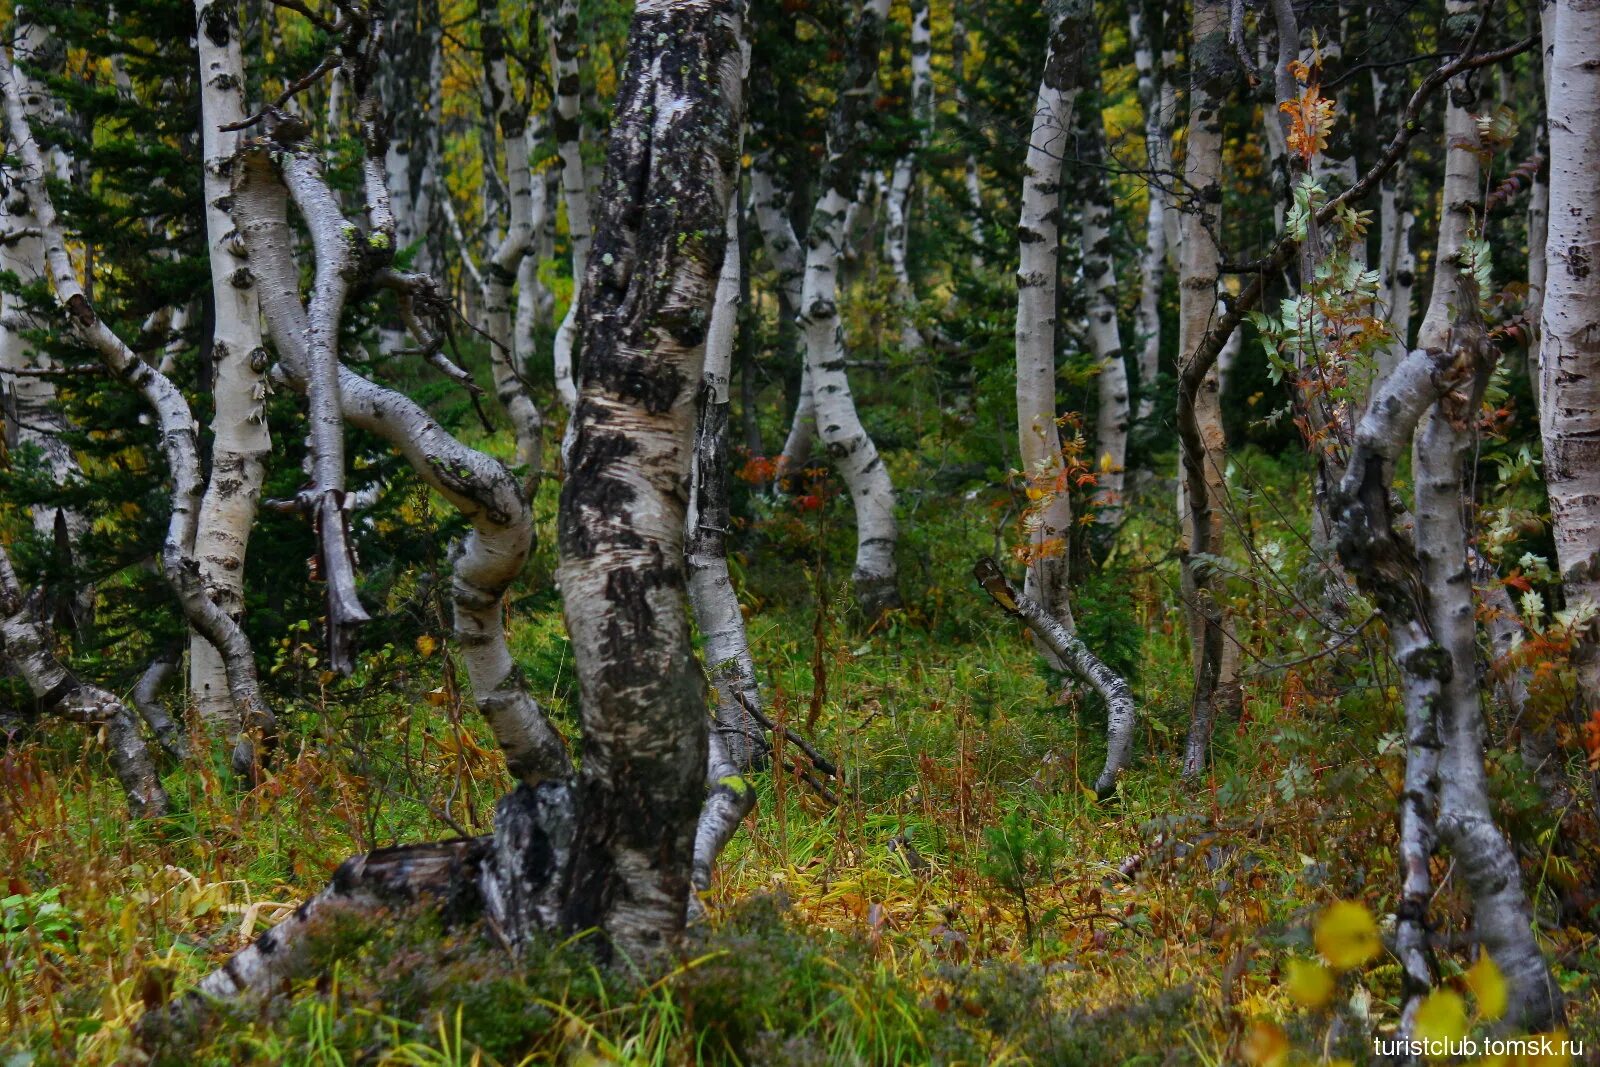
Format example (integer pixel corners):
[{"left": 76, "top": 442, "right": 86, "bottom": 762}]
[{"left": 557, "top": 0, "right": 746, "bottom": 951}]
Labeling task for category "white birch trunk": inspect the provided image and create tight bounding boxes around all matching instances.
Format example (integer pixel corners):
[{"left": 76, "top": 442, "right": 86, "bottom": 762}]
[
  {"left": 1129, "top": 4, "right": 1167, "bottom": 424},
  {"left": 190, "top": 0, "right": 272, "bottom": 734},
  {"left": 1178, "top": 0, "right": 1240, "bottom": 776},
  {"left": 795, "top": 0, "right": 900, "bottom": 620},
  {"left": 1540, "top": 0, "right": 1600, "bottom": 737},
  {"left": 0, "top": 544, "right": 167, "bottom": 817},
  {"left": 2, "top": 57, "right": 278, "bottom": 774},
  {"left": 550, "top": 0, "right": 592, "bottom": 412},
  {"left": 881, "top": 0, "right": 930, "bottom": 355},
  {"left": 1015, "top": 5, "right": 1082, "bottom": 642}
]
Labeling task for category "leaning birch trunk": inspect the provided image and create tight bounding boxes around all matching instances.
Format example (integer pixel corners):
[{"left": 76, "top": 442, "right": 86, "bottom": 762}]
[
  {"left": 1178, "top": 0, "right": 1239, "bottom": 777},
  {"left": 478, "top": 0, "right": 543, "bottom": 477},
  {"left": 231, "top": 148, "right": 570, "bottom": 788},
  {"left": 0, "top": 543, "right": 167, "bottom": 817},
  {"left": 1128, "top": 3, "right": 1167, "bottom": 425},
  {"left": 190, "top": 0, "right": 273, "bottom": 743},
  {"left": 975, "top": 558, "right": 1136, "bottom": 799},
  {"left": 555, "top": 0, "right": 746, "bottom": 950},
  {"left": 687, "top": 191, "right": 761, "bottom": 892},
  {"left": 1015, "top": 3, "right": 1083, "bottom": 646},
  {"left": 881, "top": 0, "right": 930, "bottom": 354},
  {"left": 1540, "top": 0, "right": 1600, "bottom": 737},
  {"left": 1074, "top": 40, "right": 1128, "bottom": 543},
  {"left": 1525, "top": 0, "right": 1555, "bottom": 414},
  {"left": 795, "top": 0, "right": 901, "bottom": 622},
  {"left": 688, "top": 191, "right": 765, "bottom": 771},
  {"left": 0, "top": 12, "right": 86, "bottom": 601},
  {"left": 550, "top": 0, "right": 592, "bottom": 412},
  {"left": 1335, "top": 276, "right": 1563, "bottom": 1033},
  {"left": 1, "top": 59, "right": 278, "bottom": 773}
]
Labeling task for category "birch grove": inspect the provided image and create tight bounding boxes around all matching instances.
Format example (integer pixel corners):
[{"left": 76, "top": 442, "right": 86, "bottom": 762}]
[{"left": 6, "top": 0, "right": 1597, "bottom": 1057}]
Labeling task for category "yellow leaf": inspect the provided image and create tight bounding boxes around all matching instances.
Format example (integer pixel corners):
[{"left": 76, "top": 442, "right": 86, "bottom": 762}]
[
  {"left": 1098, "top": 451, "right": 1114, "bottom": 473},
  {"left": 1239, "top": 1020, "right": 1289, "bottom": 1067},
  {"left": 425, "top": 686, "right": 451, "bottom": 707},
  {"left": 1284, "top": 957, "right": 1334, "bottom": 1009},
  {"left": 1465, "top": 953, "right": 1507, "bottom": 1021},
  {"left": 416, "top": 634, "right": 438, "bottom": 658},
  {"left": 1314, "top": 901, "right": 1381, "bottom": 971},
  {"left": 1413, "top": 989, "right": 1468, "bottom": 1050}
]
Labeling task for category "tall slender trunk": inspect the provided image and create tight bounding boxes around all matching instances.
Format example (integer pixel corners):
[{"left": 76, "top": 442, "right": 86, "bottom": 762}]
[
  {"left": 749, "top": 158, "right": 812, "bottom": 472},
  {"left": 882, "top": 0, "right": 930, "bottom": 355},
  {"left": 952, "top": 8, "right": 983, "bottom": 271},
  {"left": 1178, "top": 0, "right": 1239, "bottom": 777},
  {"left": 479, "top": 0, "right": 543, "bottom": 477},
  {"left": 795, "top": 0, "right": 900, "bottom": 621},
  {"left": 1015, "top": 3, "right": 1085, "bottom": 645},
  {"left": 0, "top": 14, "right": 85, "bottom": 597},
  {"left": 1541, "top": 0, "right": 1600, "bottom": 757},
  {"left": 1074, "top": 36, "right": 1128, "bottom": 541},
  {"left": 688, "top": 186, "right": 762, "bottom": 891},
  {"left": 550, "top": 0, "right": 592, "bottom": 412},
  {"left": 190, "top": 0, "right": 272, "bottom": 742},
  {"left": 1129, "top": 3, "right": 1167, "bottom": 425}
]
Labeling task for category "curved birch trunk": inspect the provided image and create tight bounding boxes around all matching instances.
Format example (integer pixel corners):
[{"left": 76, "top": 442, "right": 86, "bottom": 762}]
[
  {"left": 881, "top": 0, "right": 930, "bottom": 355},
  {"left": 190, "top": 0, "right": 273, "bottom": 740},
  {"left": 0, "top": 544, "right": 167, "bottom": 817},
  {"left": 550, "top": 0, "right": 592, "bottom": 412},
  {"left": 796, "top": 0, "right": 900, "bottom": 621},
  {"left": 1335, "top": 275, "right": 1562, "bottom": 1033},
  {"left": 231, "top": 145, "right": 570, "bottom": 788},
  {"left": 1178, "top": 0, "right": 1239, "bottom": 777},
  {"left": 975, "top": 558, "right": 1136, "bottom": 799},
  {"left": 1, "top": 56, "right": 278, "bottom": 775},
  {"left": 1015, "top": 4, "right": 1083, "bottom": 645},
  {"left": 1540, "top": 0, "right": 1600, "bottom": 736}
]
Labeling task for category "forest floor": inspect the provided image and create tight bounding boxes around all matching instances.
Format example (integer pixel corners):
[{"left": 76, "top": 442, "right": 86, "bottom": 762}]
[{"left": 3, "top": 442, "right": 1599, "bottom": 1065}]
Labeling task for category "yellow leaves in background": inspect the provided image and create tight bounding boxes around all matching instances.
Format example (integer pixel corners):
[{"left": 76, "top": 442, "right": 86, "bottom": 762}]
[
  {"left": 1284, "top": 956, "right": 1335, "bottom": 1009},
  {"left": 1314, "top": 901, "right": 1381, "bottom": 971},
  {"left": 416, "top": 633, "right": 438, "bottom": 658}
]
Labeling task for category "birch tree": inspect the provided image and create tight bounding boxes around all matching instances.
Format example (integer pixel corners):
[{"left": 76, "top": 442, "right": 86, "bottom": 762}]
[
  {"left": 1014, "top": 1, "right": 1084, "bottom": 643},
  {"left": 154, "top": 6, "right": 749, "bottom": 1019},
  {"left": 1540, "top": 0, "right": 1600, "bottom": 756},
  {"left": 190, "top": 0, "right": 273, "bottom": 740},
  {"left": 1177, "top": 0, "right": 1240, "bottom": 777},
  {"left": 881, "top": 0, "right": 930, "bottom": 355},
  {"left": 550, "top": 0, "right": 593, "bottom": 412}
]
